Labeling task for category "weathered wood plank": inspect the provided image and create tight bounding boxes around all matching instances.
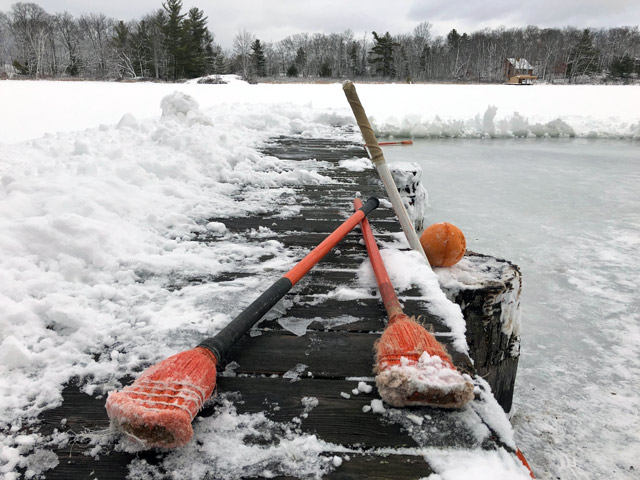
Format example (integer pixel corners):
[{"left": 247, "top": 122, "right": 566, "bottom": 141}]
[
  {"left": 197, "top": 218, "right": 398, "bottom": 236},
  {"left": 37, "top": 135, "right": 488, "bottom": 480},
  {"left": 259, "top": 297, "right": 452, "bottom": 335},
  {"left": 211, "top": 377, "right": 488, "bottom": 450},
  {"left": 227, "top": 330, "right": 473, "bottom": 378},
  {"left": 317, "top": 454, "right": 434, "bottom": 480}
]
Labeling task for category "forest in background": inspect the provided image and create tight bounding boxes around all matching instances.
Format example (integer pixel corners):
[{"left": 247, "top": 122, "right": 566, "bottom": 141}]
[{"left": 1, "top": 0, "right": 639, "bottom": 83}]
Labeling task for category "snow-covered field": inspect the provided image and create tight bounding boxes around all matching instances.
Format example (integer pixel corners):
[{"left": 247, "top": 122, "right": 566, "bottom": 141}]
[
  {"left": 0, "top": 77, "right": 639, "bottom": 479},
  {"left": 2, "top": 78, "right": 639, "bottom": 145}
]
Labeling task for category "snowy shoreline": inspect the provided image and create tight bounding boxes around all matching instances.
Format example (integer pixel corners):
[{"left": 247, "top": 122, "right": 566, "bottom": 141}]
[{"left": 1, "top": 77, "right": 639, "bottom": 144}]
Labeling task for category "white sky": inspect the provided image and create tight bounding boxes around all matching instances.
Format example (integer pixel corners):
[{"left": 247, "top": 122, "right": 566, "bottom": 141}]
[{"left": 1, "top": 0, "right": 639, "bottom": 49}]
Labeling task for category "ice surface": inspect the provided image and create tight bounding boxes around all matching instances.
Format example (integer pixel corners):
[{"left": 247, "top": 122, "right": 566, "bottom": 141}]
[{"left": 388, "top": 138, "right": 640, "bottom": 479}]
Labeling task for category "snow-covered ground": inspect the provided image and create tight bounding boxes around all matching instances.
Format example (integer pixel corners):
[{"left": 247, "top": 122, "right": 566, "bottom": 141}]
[
  {"left": 1, "top": 77, "right": 639, "bottom": 145},
  {"left": 0, "top": 77, "right": 638, "bottom": 478}
]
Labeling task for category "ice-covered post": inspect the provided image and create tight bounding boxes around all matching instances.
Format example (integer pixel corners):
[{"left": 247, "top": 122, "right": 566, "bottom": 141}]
[{"left": 389, "top": 162, "right": 429, "bottom": 234}]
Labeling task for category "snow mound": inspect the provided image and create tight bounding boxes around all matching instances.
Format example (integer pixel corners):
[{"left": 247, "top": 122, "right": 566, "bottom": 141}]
[
  {"left": 160, "top": 91, "right": 212, "bottom": 125},
  {"left": 424, "top": 447, "right": 532, "bottom": 480},
  {"left": 373, "top": 107, "right": 586, "bottom": 139},
  {"left": 0, "top": 89, "right": 336, "bottom": 472},
  {"left": 338, "top": 157, "right": 373, "bottom": 172}
]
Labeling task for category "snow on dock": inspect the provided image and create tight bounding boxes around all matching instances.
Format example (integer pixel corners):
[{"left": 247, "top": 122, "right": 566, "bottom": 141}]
[{"left": 33, "top": 135, "right": 531, "bottom": 479}]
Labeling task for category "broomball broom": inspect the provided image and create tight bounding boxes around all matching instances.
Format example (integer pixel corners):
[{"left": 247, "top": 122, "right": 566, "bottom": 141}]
[
  {"left": 354, "top": 197, "right": 474, "bottom": 408},
  {"left": 106, "top": 197, "right": 380, "bottom": 448}
]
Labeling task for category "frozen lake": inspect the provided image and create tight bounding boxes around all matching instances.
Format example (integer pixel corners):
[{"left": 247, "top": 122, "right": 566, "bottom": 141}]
[
  {"left": 2, "top": 80, "right": 639, "bottom": 478},
  {"left": 385, "top": 138, "right": 640, "bottom": 479}
]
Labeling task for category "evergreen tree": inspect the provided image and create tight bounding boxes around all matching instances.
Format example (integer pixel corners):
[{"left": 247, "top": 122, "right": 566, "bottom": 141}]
[
  {"left": 446, "top": 28, "right": 461, "bottom": 48},
  {"left": 251, "top": 38, "right": 266, "bottom": 77},
  {"left": 369, "top": 31, "right": 398, "bottom": 77},
  {"left": 568, "top": 29, "right": 601, "bottom": 80},
  {"left": 183, "top": 7, "right": 213, "bottom": 78},
  {"left": 213, "top": 46, "right": 227, "bottom": 74},
  {"left": 609, "top": 54, "right": 635, "bottom": 80},
  {"left": 162, "top": 0, "right": 186, "bottom": 79},
  {"left": 318, "top": 60, "right": 332, "bottom": 77},
  {"left": 347, "top": 42, "right": 359, "bottom": 76},
  {"left": 286, "top": 63, "right": 298, "bottom": 77}
]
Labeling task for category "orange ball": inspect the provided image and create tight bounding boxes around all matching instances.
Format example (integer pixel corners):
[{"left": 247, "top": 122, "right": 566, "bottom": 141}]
[{"left": 420, "top": 222, "right": 466, "bottom": 267}]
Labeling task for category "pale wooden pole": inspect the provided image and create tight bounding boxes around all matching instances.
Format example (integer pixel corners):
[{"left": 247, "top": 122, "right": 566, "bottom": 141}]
[{"left": 342, "top": 80, "right": 431, "bottom": 268}]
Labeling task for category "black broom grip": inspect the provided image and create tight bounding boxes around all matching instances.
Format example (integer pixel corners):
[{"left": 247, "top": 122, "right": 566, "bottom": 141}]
[{"left": 198, "top": 197, "right": 379, "bottom": 363}]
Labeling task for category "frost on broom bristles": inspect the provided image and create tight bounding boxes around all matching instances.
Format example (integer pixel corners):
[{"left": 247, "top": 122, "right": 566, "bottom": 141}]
[
  {"left": 375, "top": 315, "right": 474, "bottom": 408},
  {"left": 106, "top": 347, "right": 218, "bottom": 448}
]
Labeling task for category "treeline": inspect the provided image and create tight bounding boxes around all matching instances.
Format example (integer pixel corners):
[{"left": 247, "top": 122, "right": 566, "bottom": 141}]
[
  {"left": 1, "top": 1, "right": 639, "bottom": 83},
  {"left": 0, "top": 0, "right": 221, "bottom": 79}
]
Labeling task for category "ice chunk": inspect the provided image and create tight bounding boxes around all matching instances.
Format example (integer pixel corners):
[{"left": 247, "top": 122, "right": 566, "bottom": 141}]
[
  {"left": 370, "top": 399, "right": 386, "bottom": 414},
  {"left": 0, "top": 336, "right": 33, "bottom": 369},
  {"left": 357, "top": 381, "right": 373, "bottom": 394},
  {"left": 283, "top": 363, "right": 308, "bottom": 382}
]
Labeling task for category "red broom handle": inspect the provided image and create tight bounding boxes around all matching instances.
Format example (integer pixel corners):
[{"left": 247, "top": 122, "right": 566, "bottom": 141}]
[
  {"left": 368, "top": 140, "right": 413, "bottom": 146},
  {"left": 199, "top": 197, "right": 379, "bottom": 362},
  {"left": 285, "top": 198, "right": 377, "bottom": 285},
  {"left": 354, "top": 197, "right": 405, "bottom": 323}
]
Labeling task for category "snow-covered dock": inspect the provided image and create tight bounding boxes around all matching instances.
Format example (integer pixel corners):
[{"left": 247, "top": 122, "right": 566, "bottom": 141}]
[{"left": 34, "top": 135, "right": 531, "bottom": 479}]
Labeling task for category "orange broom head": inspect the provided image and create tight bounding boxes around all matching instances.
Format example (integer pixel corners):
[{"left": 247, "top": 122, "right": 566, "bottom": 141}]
[
  {"left": 419, "top": 222, "right": 466, "bottom": 267},
  {"left": 105, "top": 347, "right": 217, "bottom": 448},
  {"left": 375, "top": 315, "right": 474, "bottom": 408}
]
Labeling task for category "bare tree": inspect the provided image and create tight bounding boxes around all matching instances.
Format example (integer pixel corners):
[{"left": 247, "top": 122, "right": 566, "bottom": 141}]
[
  {"left": 0, "top": 12, "right": 12, "bottom": 68},
  {"left": 54, "top": 12, "right": 81, "bottom": 76},
  {"left": 79, "top": 13, "right": 113, "bottom": 77},
  {"left": 233, "top": 29, "right": 254, "bottom": 80},
  {"left": 8, "top": 2, "right": 52, "bottom": 76}
]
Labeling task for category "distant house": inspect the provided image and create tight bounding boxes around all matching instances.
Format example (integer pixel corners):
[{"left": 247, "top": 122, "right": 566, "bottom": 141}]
[{"left": 504, "top": 58, "right": 536, "bottom": 85}]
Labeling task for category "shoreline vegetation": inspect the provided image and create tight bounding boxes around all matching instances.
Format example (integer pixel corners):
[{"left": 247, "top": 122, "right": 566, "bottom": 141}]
[
  {"left": 2, "top": 75, "right": 639, "bottom": 85},
  {"left": 1, "top": 1, "right": 639, "bottom": 85}
]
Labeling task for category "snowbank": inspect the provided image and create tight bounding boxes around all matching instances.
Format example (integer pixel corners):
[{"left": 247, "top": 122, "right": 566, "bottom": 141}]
[
  {"left": 0, "top": 91, "right": 340, "bottom": 476},
  {"left": 1, "top": 79, "right": 639, "bottom": 144}
]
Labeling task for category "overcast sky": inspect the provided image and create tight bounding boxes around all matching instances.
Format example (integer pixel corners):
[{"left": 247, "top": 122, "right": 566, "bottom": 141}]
[{"left": 1, "top": 0, "right": 639, "bottom": 49}]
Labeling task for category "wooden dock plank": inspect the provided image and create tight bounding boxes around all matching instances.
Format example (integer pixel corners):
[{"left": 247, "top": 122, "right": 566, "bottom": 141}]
[
  {"left": 39, "top": 134, "right": 486, "bottom": 479},
  {"left": 227, "top": 331, "right": 473, "bottom": 378}
]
